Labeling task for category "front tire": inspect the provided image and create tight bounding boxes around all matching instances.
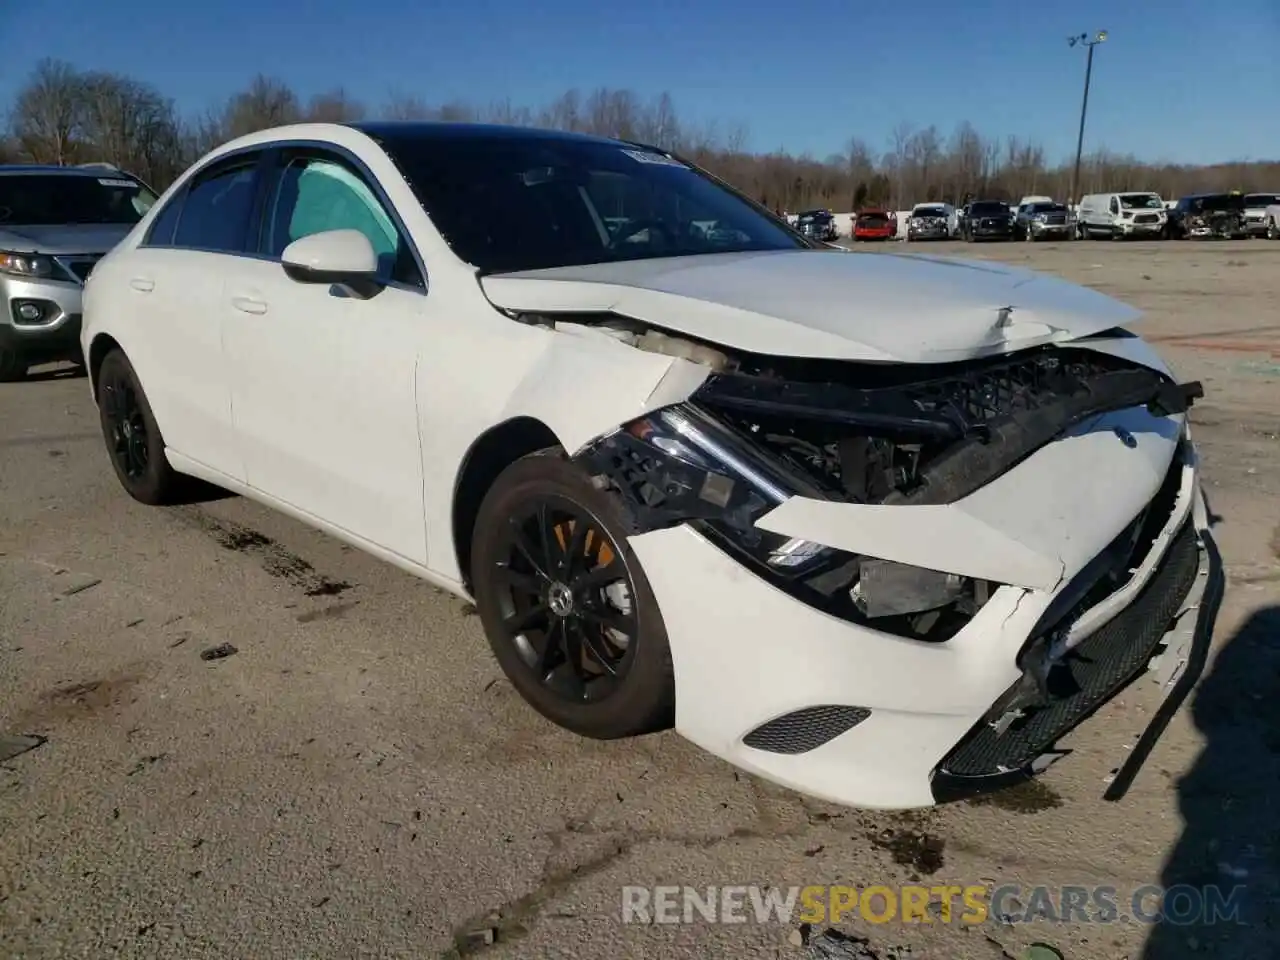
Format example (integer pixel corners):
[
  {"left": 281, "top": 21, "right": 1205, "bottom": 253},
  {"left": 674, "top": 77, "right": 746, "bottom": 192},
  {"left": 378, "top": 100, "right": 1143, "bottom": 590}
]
[
  {"left": 469, "top": 451, "right": 675, "bottom": 740},
  {"left": 1268, "top": 218, "right": 1278, "bottom": 240},
  {"left": 96, "top": 349, "right": 181, "bottom": 505}
]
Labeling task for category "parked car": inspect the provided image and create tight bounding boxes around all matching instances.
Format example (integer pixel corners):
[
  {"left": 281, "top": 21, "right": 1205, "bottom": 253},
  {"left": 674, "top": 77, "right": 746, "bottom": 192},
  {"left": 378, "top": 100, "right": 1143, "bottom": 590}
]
[
  {"left": 1242, "top": 193, "right": 1280, "bottom": 237},
  {"left": 906, "top": 203, "right": 952, "bottom": 240},
  {"left": 1014, "top": 201, "right": 1072, "bottom": 242},
  {"left": 1167, "top": 192, "right": 1249, "bottom": 240},
  {"left": 1075, "top": 192, "right": 1167, "bottom": 240},
  {"left": 960, "top": 200, "right": 1015, "bottom": 241},
  {"left": 794, "top": 209, "right": 838, "bottom": 241},
  {"left": 852, "top": 209, "right": 896, "bottom": 241},
  {"left": 82, "top": 121, "right": 1218, "bottom": 810},
  {"left": 0, "top": 164, "right": 157, "bottom": 381}
]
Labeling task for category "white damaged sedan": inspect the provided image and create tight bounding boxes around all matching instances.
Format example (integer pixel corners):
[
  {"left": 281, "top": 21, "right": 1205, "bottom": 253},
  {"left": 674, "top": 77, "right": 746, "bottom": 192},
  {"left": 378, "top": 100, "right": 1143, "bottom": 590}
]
[{"left": 81, "top": 122, "right": 1222, "bottom": 809}]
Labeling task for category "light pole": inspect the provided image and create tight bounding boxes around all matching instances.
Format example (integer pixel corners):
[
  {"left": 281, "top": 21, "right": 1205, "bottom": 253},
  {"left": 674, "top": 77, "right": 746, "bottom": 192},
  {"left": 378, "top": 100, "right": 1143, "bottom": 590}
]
[{"left": 1067, "top": 30, "right": 1107, "bottom": 208}]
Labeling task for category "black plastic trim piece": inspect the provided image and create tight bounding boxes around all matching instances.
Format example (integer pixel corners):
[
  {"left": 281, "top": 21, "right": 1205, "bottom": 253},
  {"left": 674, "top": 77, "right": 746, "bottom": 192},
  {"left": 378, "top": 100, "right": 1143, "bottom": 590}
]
[{"left": 742, "top": 705, "right": 872, "bottom": 754}]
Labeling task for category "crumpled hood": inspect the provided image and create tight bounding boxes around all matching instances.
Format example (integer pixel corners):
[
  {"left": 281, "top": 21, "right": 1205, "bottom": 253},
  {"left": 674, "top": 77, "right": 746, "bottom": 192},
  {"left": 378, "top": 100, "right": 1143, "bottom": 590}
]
[
  {"left": 0, "top": 223, "right": 132, "bottom": 255},
  {"left": 480, "top": 250, "right": 1142, "bottom": 363}
]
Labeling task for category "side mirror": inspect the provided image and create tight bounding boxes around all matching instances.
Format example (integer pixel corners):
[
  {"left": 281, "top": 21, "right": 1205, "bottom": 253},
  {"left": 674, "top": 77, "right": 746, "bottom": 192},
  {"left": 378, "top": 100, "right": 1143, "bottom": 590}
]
[{"left": 281, "top": 229, "right": 382, "bottom": 298}]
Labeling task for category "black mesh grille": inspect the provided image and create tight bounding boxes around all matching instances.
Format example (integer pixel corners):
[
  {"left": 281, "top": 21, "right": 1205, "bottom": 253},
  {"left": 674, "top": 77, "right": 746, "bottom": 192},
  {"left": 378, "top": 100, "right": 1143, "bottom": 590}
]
[
  {"left": 742, "top": 705, "right": 871, "bottom": 755},
  {"left": 906, "top": 351, "right": 1124, "bottom": 428},
  {"left": 939, "top": 521, "right": 1201, "bottom": 779}
]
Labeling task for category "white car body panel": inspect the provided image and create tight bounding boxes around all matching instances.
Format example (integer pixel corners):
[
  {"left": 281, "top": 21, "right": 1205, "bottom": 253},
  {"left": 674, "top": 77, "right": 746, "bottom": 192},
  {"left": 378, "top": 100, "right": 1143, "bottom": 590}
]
[
  {"left": 480, "top": 251, "right": 1141, "bottom": 363},
  {"left": 80, "top": 122, "right": 1220, "bottom": 810},
  {"left": 1264, "top": 203, "right": 1280, "bottom": 235}
]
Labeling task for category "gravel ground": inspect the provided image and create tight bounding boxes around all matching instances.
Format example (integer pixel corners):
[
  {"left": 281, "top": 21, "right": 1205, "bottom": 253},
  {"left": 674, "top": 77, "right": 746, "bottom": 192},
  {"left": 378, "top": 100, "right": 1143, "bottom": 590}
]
[{"left": 2, "top": 239, "right": 1278, "bottom": 959}]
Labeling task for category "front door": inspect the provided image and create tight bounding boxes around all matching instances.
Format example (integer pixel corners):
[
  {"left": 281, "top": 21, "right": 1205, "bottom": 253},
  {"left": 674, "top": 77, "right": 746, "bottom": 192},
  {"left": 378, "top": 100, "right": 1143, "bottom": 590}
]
[{"left": 222, "top": 147, "right": 431, "bottom": 564}]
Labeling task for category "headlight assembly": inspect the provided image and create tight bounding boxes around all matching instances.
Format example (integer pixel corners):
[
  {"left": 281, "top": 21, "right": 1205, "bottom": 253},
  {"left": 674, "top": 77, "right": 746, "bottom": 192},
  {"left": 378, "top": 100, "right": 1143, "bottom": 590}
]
[
  {"left": 576, "top": 403, "right": 996, "bottom": 641},
  {"left": 0, "top": 251, "right": 56, "bottom": 278},
  {"left": 611, "top": 404, "right": 837, "bottom": 578}
]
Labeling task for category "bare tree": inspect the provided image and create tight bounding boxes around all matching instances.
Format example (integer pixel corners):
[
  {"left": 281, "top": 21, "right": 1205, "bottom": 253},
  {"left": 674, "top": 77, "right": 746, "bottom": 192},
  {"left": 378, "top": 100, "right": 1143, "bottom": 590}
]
[
  {"left": 383, "top": 89, "right": 432, "bottom": 120},
  {"left": 221, "top": 75, "right": 300, "bottom": 139},
  {"left": 305, "top": 88, "right": 366, "bottom": 123},
  {"left": 11, "top": 58, "right": 85, "bottom": 164}
]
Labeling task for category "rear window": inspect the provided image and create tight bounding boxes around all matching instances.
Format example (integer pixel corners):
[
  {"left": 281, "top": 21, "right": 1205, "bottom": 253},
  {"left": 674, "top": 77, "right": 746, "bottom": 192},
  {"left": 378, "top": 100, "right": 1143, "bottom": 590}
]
[
  {"left": 858, "top": 212, "right": 888, "bottom": 221},
  {"left": 0, "top": 173, "right": 156, "bottom": 226}
]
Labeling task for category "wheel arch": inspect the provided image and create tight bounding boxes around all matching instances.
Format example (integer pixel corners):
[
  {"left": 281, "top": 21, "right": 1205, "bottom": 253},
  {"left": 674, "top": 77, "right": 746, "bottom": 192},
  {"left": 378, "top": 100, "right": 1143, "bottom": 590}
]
[
  {"left": 451, "top": 415, "right": 564, "bottom": 594},
  {"left": 88, "top": 332, "right": 123, "bottom": 401}
]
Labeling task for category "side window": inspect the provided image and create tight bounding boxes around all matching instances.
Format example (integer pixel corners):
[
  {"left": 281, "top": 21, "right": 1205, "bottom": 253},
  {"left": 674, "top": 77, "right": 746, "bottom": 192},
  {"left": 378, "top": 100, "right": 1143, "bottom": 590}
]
[
  {"left": 1109, "top": 197, "right": 1119, "bottom": 215},
  {"left": 265, "top": 156, "right": 424, "bottom": 288},
  {"left": 143, "top": 191, "right": 184, "bottom": 246},
  {"left": 173, "top": 160, "right": 260, "bottom": 253}
]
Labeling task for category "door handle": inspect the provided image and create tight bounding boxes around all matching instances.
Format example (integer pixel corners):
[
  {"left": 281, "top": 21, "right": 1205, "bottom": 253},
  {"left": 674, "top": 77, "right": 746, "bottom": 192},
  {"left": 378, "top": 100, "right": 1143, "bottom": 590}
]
[
  {"left": 231, "top": 296, "right": 268, "bottom": 315},
  {"left": 129, "top": 277, "right": 154, "bottom": 293}
]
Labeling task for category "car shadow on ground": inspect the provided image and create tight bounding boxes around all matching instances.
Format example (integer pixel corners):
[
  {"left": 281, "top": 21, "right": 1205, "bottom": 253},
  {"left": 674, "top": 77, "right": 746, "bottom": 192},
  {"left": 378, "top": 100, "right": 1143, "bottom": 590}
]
[{"left": 1141, "top": 603, "right": 1280, "bottom": 958}]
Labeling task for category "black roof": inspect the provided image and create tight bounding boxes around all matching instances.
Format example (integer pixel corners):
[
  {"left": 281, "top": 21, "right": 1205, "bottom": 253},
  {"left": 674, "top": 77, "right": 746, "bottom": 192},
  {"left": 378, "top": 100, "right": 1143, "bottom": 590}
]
[{"left": 346, "top": 120, "right": 643, "bottom": 151}]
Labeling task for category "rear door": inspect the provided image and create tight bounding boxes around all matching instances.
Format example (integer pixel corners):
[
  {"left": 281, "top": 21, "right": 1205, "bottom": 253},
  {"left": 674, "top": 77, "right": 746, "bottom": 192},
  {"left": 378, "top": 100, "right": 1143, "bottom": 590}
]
[
  {"left": 221, "top": 144, "right": 431, "bottom": 563},
  {"left": 119, "top": 150, "right": 269, "bottom": 480}
]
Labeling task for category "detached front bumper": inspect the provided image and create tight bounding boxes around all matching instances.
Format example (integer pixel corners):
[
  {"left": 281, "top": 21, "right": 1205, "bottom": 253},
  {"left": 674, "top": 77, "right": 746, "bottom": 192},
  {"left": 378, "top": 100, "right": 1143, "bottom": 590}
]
[{"left": 629, "top": 427, "right": 1217, "bottom": 810}]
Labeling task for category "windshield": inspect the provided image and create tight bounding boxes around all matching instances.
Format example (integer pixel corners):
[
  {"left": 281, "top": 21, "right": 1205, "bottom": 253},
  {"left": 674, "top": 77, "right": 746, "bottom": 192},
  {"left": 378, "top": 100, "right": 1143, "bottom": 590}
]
[
  {"left": 913, "top": 207, "right": 946, "bottom": 218},
  {"left": 1029, "top": 203, "right": 1067, "bottom": 214},
  {"left": 379, "top": 135, "right": 806, "bottom": 272},
  {"left": 1245, "top": 194, "right": 1279, "bottom": 207},
  {"left": 797, "top": 210, "right": 829, "bottom": 220},
  {"left": 0, "top": 174, "right": 156, "bottom": 226},
  {"left": 969, "top": 202, "right": 1008, "bottom": 216},
  {"left": 1118, "top": 194, "right": 1163, "bottom": 210}
]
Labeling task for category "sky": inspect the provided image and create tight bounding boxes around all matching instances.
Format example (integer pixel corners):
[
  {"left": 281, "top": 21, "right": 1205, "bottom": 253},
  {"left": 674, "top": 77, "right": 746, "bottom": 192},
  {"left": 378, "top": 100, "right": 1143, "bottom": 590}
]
[{"left": 2, "top": 0, "right": 1277, "bottom": 166}]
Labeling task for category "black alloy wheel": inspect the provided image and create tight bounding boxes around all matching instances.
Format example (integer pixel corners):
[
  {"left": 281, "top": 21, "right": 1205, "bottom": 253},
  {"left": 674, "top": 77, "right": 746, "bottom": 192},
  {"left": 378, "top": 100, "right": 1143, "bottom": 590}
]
[
  {"left": 498, "top": 497, "right": 635, "bottom": 702},
  {"left": 105, "top": 376, "right": 149, "bottom": 482},
  {"left": 470, "top": 451, "right": 674, "bottom": 739},
  {"left": 96, "top": 349, "right": 180, "bottom": 505}
]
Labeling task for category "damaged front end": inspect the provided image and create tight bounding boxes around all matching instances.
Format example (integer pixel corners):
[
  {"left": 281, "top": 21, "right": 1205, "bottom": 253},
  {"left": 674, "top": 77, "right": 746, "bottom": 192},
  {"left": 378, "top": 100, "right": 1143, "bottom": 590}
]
[
  {"left": 1185, "top": 209, "right": 1248, "bottom": 239},
  {"left": 573, "top": 336, "right": 1204, "bottom": 645}
]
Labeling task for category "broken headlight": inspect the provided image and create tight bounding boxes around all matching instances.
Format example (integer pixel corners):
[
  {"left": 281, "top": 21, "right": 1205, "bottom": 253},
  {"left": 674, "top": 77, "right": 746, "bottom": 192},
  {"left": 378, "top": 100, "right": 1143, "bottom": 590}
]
[
  {"left": 599, "top": 404, "right": 838, "bottom": 578},
  {"left": 581, "top": 404, "right": 994, "bottom": 640}
]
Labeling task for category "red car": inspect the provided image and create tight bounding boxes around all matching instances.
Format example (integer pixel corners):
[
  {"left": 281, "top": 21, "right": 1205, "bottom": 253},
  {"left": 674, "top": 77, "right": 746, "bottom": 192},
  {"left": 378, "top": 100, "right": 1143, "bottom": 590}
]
[{"left": 852, "top": 209, "right": 896, "bottom": 241}]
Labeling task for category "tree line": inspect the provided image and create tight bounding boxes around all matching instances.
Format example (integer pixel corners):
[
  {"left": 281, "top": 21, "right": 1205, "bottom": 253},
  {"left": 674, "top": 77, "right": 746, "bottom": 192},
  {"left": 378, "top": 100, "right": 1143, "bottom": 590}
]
[{"left": 5, "top": 58, "right": 1277, "bottom": 211}]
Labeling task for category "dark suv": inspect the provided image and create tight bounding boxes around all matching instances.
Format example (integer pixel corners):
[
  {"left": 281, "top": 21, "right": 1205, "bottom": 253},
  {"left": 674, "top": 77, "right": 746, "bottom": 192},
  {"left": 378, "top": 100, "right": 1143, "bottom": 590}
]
[
  {"left": 794, "top": 209, "right": 838, "bottom": 241},
  {"left": 1167, "top": 193, "right": 1249, "bottom": 240},
  {"left": 961, "top": 201, "right": 1015, "bottom": 241},
  {"left": 0, "top": 164, "right": 157, "bottom": 380}
]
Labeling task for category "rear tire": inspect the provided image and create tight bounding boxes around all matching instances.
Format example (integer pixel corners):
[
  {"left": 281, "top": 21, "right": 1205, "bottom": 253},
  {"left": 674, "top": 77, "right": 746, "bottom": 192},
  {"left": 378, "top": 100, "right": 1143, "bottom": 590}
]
[
  {"left": 96, "top": 349, "right": 182, "bottom": 505},
  {"left": 469, "top": 451, "right": 675, "bottom": 740}
]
